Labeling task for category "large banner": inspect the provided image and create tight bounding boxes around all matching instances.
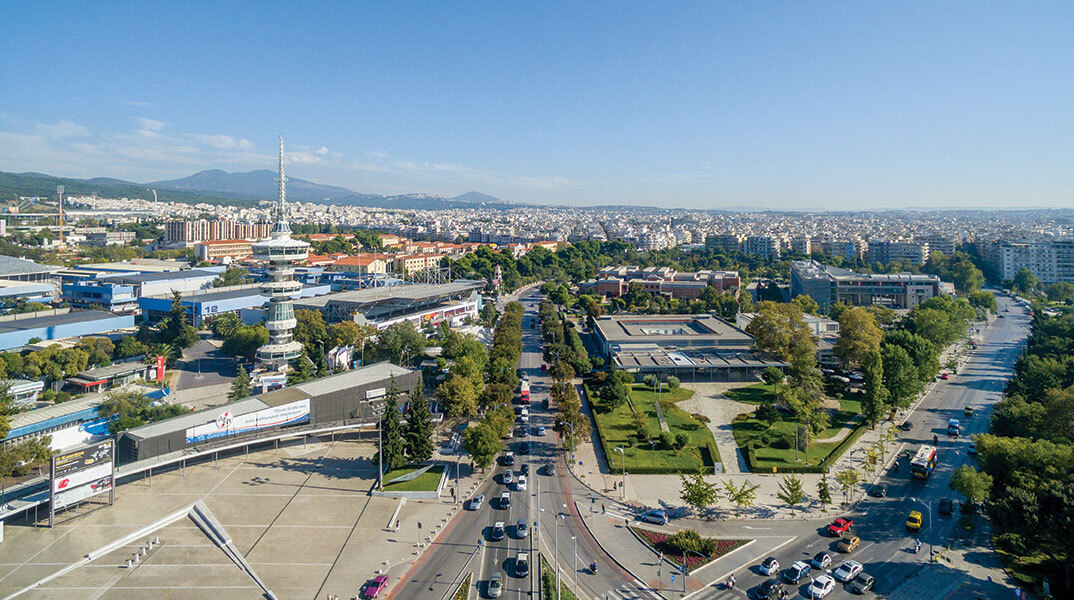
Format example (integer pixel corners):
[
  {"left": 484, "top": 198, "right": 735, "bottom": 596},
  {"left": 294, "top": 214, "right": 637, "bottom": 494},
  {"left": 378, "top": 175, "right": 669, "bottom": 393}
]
[
  {"left": 184, "top": 399, "right": 311, "bottom": 444},
  {"left": 49, "top": 439, "right": 115, "bottom": 522}
]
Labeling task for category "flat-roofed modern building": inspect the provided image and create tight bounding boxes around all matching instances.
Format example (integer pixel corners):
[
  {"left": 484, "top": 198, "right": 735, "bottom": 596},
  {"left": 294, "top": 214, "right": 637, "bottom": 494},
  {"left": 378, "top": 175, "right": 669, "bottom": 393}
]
[
  {"left": 0, "top": 255, "right": 62, "bottom": 283},
  {"left": 0, "top": 309, "right": 136, "bottom": 352},
  {"left": 1, "top": 394, "right": 111, "bottom": 450},
  {"left": 293, "top": 280, "right": 485, "bottom": 329},
  {"left": 117, "top": 361, "right": 420, "bottom": 463},
  {"left": 591, "top": 314, "right": 786, "bottom": 382},
  {"left": 790, "top": 260, "right": 944, "bottom": 312},
  {"left": 139, "top": 283, "right": 331, "bottom": 326}
]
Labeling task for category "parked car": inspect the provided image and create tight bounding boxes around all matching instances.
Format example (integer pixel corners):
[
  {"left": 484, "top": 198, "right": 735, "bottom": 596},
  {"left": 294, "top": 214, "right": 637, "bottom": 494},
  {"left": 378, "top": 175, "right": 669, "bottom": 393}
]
[
  {"left": 499, "top": 492, "right": 511, "bottom": 509},
  {"left": 906, "top": 510, "right": 923, "bottom": 530},
  {"left": 362, "top": 575, "right": 390, "bottom": 598},
  {"left": 783, "top": 561, "right": 811, "bottom": 584},
  {"left": 640, "top": 509, "right": 669, "bottom": 525},
  {"left": 939, "top": 498, "right": 954, "bottom": 515},
  {"left": 837, "top": 535, "right": 861, "bottom": 553},
  {"left": 849, "top": 573, "right": 875, "bottom": 594},
  {"left": 515, "top": 518, "right": 528, "bottom": 538},
  {"left": 834, "top": 560, "right": 863, "bottom": 582},
  {"left": 868, "top": 484, "right": 887, "bottom": 498},
  {"left": 515, "top": 552, "right": 529, "bottom": 578},
  {"left": 516, "top": 475, "right": 527, "bottom": 491},
  {"left": 808, "top": 574, "right": 836, "bottom": 598},
  {"left": 811, "top": 552, "right": 832, "bottom": 569},
  {"left": 756, "top": 579, "right": 784, "bottom": 599},
  {"left": 488, "top": 572, "right": 503, "bottom": 598},
  {"left": 468, "top": 495, "right": 485, "bottom": 510},
  {"left": 827, "top": 518, "right": 853, "bottom": 536},
  {"left": 759, "top": 556, "right": 780, "bottom": 576},
  {"left": 490, "top": 521, "right": 506, "bottom": 541}
]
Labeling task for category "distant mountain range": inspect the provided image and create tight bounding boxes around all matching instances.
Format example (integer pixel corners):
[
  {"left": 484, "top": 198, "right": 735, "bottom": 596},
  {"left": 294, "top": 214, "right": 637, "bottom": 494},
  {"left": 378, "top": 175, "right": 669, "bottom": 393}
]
[{"left": 0, "top": 169, "right": 518, "bottom": 211}]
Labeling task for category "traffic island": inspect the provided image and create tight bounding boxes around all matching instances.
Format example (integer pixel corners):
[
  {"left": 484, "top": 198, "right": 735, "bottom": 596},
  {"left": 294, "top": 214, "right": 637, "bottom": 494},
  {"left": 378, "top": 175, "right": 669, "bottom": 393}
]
[
  {"left": 628, "top": 526, "right": 750, "bottom": 573},
  {"left": 372, "top": 463, "right": 448, "bottom": 498}
]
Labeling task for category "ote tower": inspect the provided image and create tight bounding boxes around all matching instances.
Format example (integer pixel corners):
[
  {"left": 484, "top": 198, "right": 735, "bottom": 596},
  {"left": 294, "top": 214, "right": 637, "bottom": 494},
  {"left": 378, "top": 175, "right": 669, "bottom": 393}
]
[{"left": 252, "top": 136, "right": 310, "bottom": 373}]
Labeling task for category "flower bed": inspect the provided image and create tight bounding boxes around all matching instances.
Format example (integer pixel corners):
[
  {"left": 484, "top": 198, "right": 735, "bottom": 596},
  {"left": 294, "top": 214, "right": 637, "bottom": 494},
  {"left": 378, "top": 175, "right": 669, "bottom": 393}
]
[{"left": 629, "top": 526, "right": 749, "bottom": 571}]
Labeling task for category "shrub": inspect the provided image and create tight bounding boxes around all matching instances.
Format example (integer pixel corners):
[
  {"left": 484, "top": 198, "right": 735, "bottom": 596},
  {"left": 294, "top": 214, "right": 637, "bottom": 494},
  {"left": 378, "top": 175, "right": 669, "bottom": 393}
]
[
  {"left": 674, "top": 432, "right": 690, "bottom": 449},
  {"left": 666, "top": 375, "right": 680, "bottom": 390},
  {"left": 41, "top": 389, "right": 55, "bottom": 402},
  {"left": 756, "top": 403, "right": 781, "bottom": 424},
  {"left": 691, "top": 412, "right": 711, "bottom": 424},
  {"left": 659, "top": 431, "right": 675, "bottom": 450}
]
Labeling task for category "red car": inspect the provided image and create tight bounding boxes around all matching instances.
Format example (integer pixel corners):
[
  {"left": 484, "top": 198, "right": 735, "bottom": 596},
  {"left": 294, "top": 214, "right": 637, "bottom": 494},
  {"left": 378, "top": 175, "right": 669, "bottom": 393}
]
[
  {"left": 827, "top": 518, "right": 853, "bottom": 536},
  {"left": 939, "top": 373, "right": 950, "bottom": 380},
  {"left": 363, "top": 575, "right": 389, "bottom": 599}
]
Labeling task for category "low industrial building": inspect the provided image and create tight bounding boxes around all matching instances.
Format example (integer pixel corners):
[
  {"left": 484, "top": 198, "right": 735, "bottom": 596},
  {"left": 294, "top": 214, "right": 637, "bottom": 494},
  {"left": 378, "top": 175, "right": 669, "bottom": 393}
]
[
  {"left": 0, "top": 255, "right": 62, "bottom": 283},
  {"left": 0, "top": 309, "right": 136, "bottom": 352},
  {"left": 0, "top": 280, "right": 57, "bottom": 306},
  {"left": 2, "top": 379, "right": 46, "bottom": 406},
  {"left": 66, "top": 361, "right": 158, "bottom": 393},
  {"left": 101, "top": 269, "right": 222, "bottom": 298},
  {"left": 790, "top": 260, "right": 945, "bottom": 312},
  {"left": 1, "top": 394, "right": 111, "bottom": 450},
  {"left": 117, "top": 361, "right": 420, "bottom": 463},
  {"left": 61, "top": 281, "right": 139, "bottom": 313},
  {"left": 292, "top": 280, "right": 485, "bottom": 329},
  {"left": 591, "top": 314, "right": 786, "bottom": 382},
  {"left": 139, "top": 283, "right": 332, "bottom": 327}
]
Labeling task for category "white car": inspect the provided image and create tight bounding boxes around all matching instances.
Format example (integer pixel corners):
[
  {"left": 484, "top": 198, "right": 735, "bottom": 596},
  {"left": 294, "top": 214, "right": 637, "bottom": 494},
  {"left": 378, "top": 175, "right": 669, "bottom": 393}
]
[
  {"left": 503, "top": 471, "right": 514, "bottom": 485},
  {"left": 833, "top": 560, "right": 863, "bottom": 583},
  {"left": 811, "top": 552, "right": 832, "bottom": 569},
  {"left": 809, "top": 574, "right": 836, "bottom": 599},
  {"left": 515, "top": 475, "right": 527, "bottom": 491},
  {"left": 759, "top": 556, "right": 779, "bottom": 575}
]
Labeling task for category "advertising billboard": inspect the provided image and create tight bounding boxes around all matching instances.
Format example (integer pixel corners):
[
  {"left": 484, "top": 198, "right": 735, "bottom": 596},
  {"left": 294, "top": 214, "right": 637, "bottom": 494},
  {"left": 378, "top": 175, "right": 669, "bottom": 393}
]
[
  {"left": 184, "top": 399, "right": 310, "bottom": 444},
  {"left": 49, "top": 438, "right": 115, "bottom": 526}
]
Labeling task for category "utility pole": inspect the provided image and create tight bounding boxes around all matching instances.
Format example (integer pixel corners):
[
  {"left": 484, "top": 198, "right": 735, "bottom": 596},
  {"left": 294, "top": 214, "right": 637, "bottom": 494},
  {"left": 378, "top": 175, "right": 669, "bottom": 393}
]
[
  {"left": 378, "top": 420, "right": 384, "bottom": 491},
  {"left": 57, "top": 185, "right": 64, "bottom": 245}
]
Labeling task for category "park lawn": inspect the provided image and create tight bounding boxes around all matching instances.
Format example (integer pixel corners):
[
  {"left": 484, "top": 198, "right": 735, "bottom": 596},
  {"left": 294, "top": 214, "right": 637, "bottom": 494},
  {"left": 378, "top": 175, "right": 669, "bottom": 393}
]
[
  {"left": 594, "top": 385, "right": 719, "bottom": 473},
  {"left": 382, "top": 464, "right": 445, "bottom": 491},
  {"left": 724, "top": 383, "right": 779, "bottom": 405},
  {"left": 731, "top": 397, "right": 864, "bottom": 470}
]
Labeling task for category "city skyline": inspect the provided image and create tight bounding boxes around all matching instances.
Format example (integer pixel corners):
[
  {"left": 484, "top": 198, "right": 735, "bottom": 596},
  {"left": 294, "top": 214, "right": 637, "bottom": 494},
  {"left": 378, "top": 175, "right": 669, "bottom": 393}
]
[{"left": 2, "top": 2, "right": 1073, "bottom": 210}]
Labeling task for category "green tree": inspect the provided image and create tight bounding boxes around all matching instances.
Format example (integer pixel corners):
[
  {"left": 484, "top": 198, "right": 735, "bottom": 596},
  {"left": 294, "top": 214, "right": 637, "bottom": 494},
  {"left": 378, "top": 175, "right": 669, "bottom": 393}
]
[
  {"left": 666, "top": 375, "right": 680, "bottom": 390},
  {"left": 555, "top": 382, "right": 590, "bottom": 451},
  {"left": 437, "top": 375, "right": 478, "bottom": 420},
  {"left": 836, "top": 468, "right": 860, "bottom": 503},
  {"left": 327, "top": 320, "right": 362, "bottom": 348},
  {"left": 213, "top": 266, "right": 249, "bottom": 287},
  {"left": 221, "top": 324, "right": 269, "bottom": 358},
  {"left": 746, "top": 301, "right": 818, "bottom": 383},
  {"left": 463, "top": 422, "right": 503, "bottom": 471},
  {"left": 680, "top": 473, "right": 720, "bottom": 519},
  {"left": 377, "top": 381, "right": 407, "bottom": 471},
  {"left": 834, "top": 307, "right": 883, "bottom": 370},
  {"left": 161, "top": 291, "right": 198, "bottom": 349},
  {"left": 208, "top": 312, "right": 242, "bottom": 338},
  {"left": 229, "top": 365, "right": 251, "bottom": 401},
  {"left": 1045, "top": 282, "right": 1074, "bottom": 303},
  {"left": 777, "top": 474, "right": 806, "bottom": 515},
  {"left": 761, "top": 366, "right": 784, "bottom": 388},
  {"left": 791, "top": 294, "right": 820, "bottom": 316},
  {"left": 631, "top": 409, "right": 650, "bottom": 442},
  {"left": 1013, "top": 267, "right": 1040, "bottom": 293},
  {"left": 287, "top": 352, "right": 315, "bottom": 384},
  {"left": 861, "top": 350, "right": 889, "bottom": 426},
  {"left": 949, "top": 464, "right": 993, "bottom": 511},
  {"left": 723, "top": 479, "right": 761, "bottom": 514},
  {"left": 817, "top": 474, "right": 833, "bottom": 509},
  {"left": 404, "top": 392, "right": 435, "bottom": 462},
  {"left": 294, "top": 309, "right": 328, "bottom": 348},
  {"left": 881, "top": 344, "right": 921, "bottom": 410},
  {"left": 377, "top": 321, "right": 426, "bottom": 366},
  {"left": 480, "top": 302, "right": 499, "bottom": 327}
]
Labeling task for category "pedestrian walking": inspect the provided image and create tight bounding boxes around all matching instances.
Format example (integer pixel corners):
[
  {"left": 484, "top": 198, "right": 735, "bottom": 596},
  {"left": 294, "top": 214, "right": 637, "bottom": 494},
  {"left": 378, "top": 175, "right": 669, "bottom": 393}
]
[{"left": 601, "top": 503, "right": 606, "bottom": 514}]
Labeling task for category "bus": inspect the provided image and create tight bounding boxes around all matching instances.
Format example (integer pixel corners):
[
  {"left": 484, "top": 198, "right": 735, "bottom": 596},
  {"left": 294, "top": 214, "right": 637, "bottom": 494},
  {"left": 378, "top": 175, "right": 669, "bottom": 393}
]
[
  {"left": 910, "top": 445, "right": 937, "bottom": 479},
  {"left": 519, "top": 380, "right": 530, "bottom": 404}
]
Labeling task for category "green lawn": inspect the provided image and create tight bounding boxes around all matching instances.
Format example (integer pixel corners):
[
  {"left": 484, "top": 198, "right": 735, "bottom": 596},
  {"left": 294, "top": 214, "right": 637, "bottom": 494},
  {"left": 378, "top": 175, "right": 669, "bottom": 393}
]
[
  {"left": 595, "top": 385, "right": 720, "bottom": 473},
  {"left": 731, "top": 397, "right": 863, "bottom": 470},
  {"left": 724, "top": 383, "right": 779, "bottom": 405},
  {"left": 382, "top": 464, "right": 445, "bottom": 491}
]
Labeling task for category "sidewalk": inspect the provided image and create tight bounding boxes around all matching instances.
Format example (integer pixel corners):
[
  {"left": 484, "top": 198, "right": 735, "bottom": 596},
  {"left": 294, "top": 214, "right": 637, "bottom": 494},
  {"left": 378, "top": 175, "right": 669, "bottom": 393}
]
[{"left": 882, "top": 544, "right": 1018, "bottom": 600}]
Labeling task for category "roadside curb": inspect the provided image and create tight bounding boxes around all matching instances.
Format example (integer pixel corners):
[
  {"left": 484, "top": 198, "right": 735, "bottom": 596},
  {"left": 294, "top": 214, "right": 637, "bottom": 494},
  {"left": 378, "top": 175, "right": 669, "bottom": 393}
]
[{"left": 571, "top": 500, "right": 667, "bottom": 600}]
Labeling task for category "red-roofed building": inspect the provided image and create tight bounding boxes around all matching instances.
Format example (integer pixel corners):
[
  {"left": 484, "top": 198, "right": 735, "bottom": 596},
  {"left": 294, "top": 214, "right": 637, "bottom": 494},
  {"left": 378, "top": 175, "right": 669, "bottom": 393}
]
[{"left": 326, "top": 254, "right": 388, "bottom": 274}]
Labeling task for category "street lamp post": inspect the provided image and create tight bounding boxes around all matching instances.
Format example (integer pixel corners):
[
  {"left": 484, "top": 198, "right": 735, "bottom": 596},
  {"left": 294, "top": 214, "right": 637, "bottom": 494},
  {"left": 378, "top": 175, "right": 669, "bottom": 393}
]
[
  {"left": 567, "top": 422, "right": 575, "bottom": 465},
  {"left": 911, "top": 497, "right": 934, "bottom": 561},
  {"left": 614, "top": 447, "right": 626, "bottom": 499},
  {"left": 572, "top": 535, "right": 578, "bottom": 589}
]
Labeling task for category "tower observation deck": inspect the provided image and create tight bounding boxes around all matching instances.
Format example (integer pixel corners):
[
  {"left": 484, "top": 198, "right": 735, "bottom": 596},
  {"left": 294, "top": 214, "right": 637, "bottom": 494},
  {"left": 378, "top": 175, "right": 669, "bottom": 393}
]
[{"left": 252, "top": 136, "right": 310, "bottom": 372}]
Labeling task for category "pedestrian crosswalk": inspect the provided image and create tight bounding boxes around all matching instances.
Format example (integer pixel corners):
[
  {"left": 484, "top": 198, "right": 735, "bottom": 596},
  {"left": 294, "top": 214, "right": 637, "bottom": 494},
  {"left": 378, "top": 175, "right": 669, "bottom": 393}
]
[{"left": 600, "top": 584, "right": 653, "bottom": 600}]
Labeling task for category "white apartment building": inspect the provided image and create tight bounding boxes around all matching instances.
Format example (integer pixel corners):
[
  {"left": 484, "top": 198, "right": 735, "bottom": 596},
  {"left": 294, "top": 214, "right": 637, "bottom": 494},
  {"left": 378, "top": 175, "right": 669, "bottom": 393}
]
[
  {"left": 868, "top": 239, "right": 929, "bottom": 265},
  {"left": 992, "top": 240, "right": 1074, "bottom": 284},
  {"left": 744, "top": 235, "right": 780, "bottom": 259}
]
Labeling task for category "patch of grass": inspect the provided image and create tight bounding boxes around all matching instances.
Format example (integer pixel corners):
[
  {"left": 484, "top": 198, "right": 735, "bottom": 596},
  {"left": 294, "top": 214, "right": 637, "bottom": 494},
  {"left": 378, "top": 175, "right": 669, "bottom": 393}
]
[
  {"left": 541, "top": 553, "right": 580, "bottom": 600},
  {"left": 382, "top": 464, "right": 445, "bottom": 491},
  {"left": 724, "top": 383, "right": 779, "bottom": 405},
  {"left": 451, "top": 572, "right": 472, "bottom": 600},
  {"left": 731, "top": 395, "right": 864, "bottom": 471},
  {"left": 595, "top": 385, "right": 718, "bottom": 474}
]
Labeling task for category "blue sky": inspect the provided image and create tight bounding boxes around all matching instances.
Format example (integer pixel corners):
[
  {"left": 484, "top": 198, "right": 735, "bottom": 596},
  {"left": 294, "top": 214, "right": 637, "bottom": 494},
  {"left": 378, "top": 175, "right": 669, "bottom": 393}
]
[{"left": 1, "top": 2, "right": 1072, "bottom": 209}]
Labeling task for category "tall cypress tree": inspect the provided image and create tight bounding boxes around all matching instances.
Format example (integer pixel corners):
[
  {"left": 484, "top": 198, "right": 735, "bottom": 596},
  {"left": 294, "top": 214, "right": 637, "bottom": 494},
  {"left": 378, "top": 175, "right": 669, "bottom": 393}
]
[
  {"left": 379, "top": 379, "right": 407, "bottom": 471},
  {"left": 229, "top": 365, "right": 251, "bottom": 401},
  {"left": 404, "top": 391, "right": 435, "bottom": 462}
]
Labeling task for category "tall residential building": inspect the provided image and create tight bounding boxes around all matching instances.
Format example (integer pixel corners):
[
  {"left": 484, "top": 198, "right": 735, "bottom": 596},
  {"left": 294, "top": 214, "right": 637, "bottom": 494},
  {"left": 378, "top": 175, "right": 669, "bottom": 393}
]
[
  {"left": 990, "top": 240, "right": 1074, "bottom": 284},
  {"left": 790, "top": 237, "right": 812, "bottom": 255},
  {"left": 252, "top": 136, "right": 310, "bottom": 373},
  {"left": 165, "top": 218, "right": 271, "bottom": 244},
  {"left": 914, "top": 233, "right": 957, "bottom": 257},
  {"left": 744, "top": 235, "right": 781, "bottom": 260},
  {"left": 867, "top": 239, "right": 929, "bottom": 265},
  {"left": 706, "top": 234, "right": 744, "bottom": 254}
]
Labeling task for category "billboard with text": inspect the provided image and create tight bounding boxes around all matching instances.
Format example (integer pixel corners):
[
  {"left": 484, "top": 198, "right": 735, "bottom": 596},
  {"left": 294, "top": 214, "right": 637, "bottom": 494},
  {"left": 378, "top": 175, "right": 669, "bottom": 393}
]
[{"left": 184, "top": 399, "right": 310, "bottom": 444}]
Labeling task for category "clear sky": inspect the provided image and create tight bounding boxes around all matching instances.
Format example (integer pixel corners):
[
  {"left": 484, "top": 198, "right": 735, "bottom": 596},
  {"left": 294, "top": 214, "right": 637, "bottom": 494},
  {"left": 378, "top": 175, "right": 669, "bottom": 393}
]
[{"left": 1, "top": 2, "right": 1072, "bottom": 209}]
